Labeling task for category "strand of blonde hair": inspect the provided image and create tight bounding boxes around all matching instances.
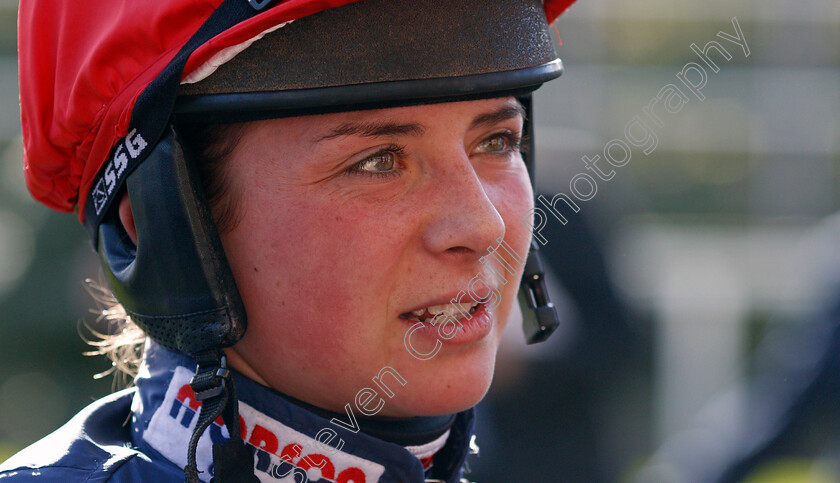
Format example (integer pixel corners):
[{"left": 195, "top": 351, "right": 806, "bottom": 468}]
[{"left": 80, "top": 279, "right": 147, "bottom": 390}]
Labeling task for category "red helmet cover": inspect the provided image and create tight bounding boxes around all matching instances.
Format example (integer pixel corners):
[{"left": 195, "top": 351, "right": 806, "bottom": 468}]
[{"left": 18, "top": 0, "right": 575, "bottom": 220}]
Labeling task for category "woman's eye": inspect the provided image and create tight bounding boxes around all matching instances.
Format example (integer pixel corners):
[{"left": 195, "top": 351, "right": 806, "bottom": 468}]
[
  {"left": 476, "top": 132, "right": 520, "bottom": 154},
  {"left": 478, "top": 135, "right": 508, "bottom": 152},
  {"left": 346, "top": 147, "right": 403, "bottom": 178},
  {"left": 358, "top": 152, "right": 395, "bottom": 172}
]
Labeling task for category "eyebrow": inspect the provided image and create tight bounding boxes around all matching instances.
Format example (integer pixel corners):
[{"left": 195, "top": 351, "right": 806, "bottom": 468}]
[
  {"left": 314, "top": 120, "right": 426, "bottom": 142},
  {"left": 468, "top": 103, "right": 527, "bottom": 131},
  {"left": 313, "top": 102, "right": 526, "bottom": 143}
]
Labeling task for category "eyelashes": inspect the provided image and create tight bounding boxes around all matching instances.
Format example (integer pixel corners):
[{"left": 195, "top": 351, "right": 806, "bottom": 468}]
[
  {"left": 344, "top": 130, "right": 523, "bottom": 179},
  {"left": 477, "top": 130, "right": 522, "bottom": 154}
]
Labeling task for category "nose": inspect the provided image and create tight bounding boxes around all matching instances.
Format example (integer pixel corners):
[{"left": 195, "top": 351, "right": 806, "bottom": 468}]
[{"left": 422, "top": 150, "right": 506, "bottom": 259}]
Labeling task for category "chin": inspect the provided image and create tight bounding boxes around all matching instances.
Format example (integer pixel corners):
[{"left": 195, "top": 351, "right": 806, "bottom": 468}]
[{"left": 388, "top": 339, "right": 499, "bottom": 417}]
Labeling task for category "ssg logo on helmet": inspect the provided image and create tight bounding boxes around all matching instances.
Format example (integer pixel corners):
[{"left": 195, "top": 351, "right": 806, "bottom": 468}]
[{"left": 91, "top": 129, "right": 148, "bottom": 215}]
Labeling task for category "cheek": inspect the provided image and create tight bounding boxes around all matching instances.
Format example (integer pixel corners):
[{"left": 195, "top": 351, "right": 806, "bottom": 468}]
[
  {"left": 222, "top": 193, "right": 412, "bottom": 351},
  {"left": 489, "top": 169, "right": 534, "bottom": 250},
  {"left": 486, "top": 170, "right": 533, "bottom": 314}
]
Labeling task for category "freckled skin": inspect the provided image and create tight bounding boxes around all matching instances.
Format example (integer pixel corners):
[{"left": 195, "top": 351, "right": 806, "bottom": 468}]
[{"left": 222, "top": 98, "right": 534, "bottom": 418}]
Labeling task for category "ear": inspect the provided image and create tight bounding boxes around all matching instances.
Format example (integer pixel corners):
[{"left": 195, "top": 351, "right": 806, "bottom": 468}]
[{"left": 118, "top": 192, "right": 138, "bottom": 245}]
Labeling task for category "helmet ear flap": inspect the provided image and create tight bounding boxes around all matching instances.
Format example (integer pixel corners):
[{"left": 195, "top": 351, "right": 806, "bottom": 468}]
[{"left": 97, "top": 126, "right": 247, "bottom": 355}]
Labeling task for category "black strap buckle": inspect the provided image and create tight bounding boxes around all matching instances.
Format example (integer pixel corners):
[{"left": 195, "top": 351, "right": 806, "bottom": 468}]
[
  {"left": 190, "top": 354, "right": 231, "bottom": 401},
  {"left": 185, "top": 351, "right": 258, "bottom": 483},
  {"left": 519, "top": 239, "right": 560, "bottom": 344}
]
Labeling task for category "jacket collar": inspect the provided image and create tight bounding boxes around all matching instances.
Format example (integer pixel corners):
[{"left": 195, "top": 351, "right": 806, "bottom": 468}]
[{"left": 130, "top": 342, "right": 474, "bottom": 482}]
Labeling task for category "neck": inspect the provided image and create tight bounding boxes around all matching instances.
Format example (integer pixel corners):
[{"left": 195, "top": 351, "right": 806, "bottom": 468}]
[
  {"left": 223, "top": 346, "right": 457, "bottom": 446},
  {"left": 272, "top": 389, "right": 457, "bottom": 446}
]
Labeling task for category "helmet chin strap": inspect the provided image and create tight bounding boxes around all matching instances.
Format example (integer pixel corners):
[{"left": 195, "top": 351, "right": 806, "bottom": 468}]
[
  {"left": 519, "top": 239, "right": 560, "bottom": 343},
  {"left": 186, "top": 350, "right": 259, "bottom": 483},
  {"left": 518, "top": 94, "right": 561, "bottom": 344}
]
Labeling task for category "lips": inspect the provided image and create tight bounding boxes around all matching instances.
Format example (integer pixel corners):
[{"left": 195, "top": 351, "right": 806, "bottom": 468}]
[
  {"left": 400, "top": 300, "right": 494, "bottom": 346},
  {"left": 398, "top": 278, "right": 497, "bottom": 325}
]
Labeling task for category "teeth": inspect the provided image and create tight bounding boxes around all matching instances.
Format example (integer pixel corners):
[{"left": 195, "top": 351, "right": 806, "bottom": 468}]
[
  {"left": 402, "top": 301, "right": 481, "bottom": 323},
  {"left": 428, "top": 302, "right": 477, "bottom": 316},
  {"left": 426, "top": 304, "right": 448, "bottom": 315}
]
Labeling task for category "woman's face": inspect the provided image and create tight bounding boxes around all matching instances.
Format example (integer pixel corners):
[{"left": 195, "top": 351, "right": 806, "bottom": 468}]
[{"left": 222, "top": 97, "right": 534, "bottom": 417}]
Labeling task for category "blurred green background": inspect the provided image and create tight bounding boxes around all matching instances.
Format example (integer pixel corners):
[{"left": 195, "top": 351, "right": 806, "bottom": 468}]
[
  {"left": 0, "top": 0, "right": 114, "bottom": 462},
  {"left": 0, "top": 0, "right": 838, "bottom": 480}
]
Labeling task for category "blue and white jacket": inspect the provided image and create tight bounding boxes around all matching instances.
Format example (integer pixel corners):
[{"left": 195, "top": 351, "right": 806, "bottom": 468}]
[{"left": 0, "top": 343, "right": 475, "bottom": 482}]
